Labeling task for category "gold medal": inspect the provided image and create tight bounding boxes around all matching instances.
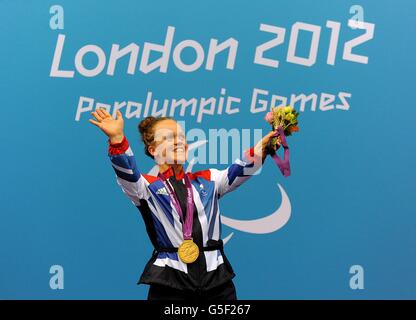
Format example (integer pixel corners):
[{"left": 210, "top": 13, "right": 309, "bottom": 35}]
[{"left": 178, "top": 239, "right": 199, "bottom": 264}]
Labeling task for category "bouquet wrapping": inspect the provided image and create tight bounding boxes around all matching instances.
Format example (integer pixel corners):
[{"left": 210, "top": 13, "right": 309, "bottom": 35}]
[{"left": 264, "top": 106, "right": 300, "bottom": 177}]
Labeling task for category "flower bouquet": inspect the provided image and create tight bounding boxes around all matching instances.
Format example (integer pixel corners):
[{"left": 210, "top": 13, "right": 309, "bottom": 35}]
[{"left": 264, "top": 106, "right": 300, "bottom": 177}]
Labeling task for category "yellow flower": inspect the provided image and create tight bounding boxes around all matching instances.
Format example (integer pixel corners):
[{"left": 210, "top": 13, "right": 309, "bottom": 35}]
[{"left": 284, "top": 106, "right": 292, "bottom": 113}]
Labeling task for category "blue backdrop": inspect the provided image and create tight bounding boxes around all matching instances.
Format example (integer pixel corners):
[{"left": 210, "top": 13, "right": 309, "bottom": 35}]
[{"left": 1, "top": 0, "right": 415, "bottom": 299}]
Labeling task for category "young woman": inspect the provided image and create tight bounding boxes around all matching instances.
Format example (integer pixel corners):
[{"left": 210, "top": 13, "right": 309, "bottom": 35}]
[{"left": 89, "top": 108, "right": 280, "bottom": 301}]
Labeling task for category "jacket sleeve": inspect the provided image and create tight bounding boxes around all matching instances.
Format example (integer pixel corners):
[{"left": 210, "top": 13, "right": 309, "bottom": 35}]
[
  {"left": 108, "top": 136, "right": 150, "bottom": 206},
  {"left": 208, "top": 146, "right": 264, "bottom": 199}
]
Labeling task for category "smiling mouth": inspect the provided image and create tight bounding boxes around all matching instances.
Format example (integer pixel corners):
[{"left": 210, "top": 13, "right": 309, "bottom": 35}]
[{"left": 173, "top": 146, "right": 185, "bottom": 152}]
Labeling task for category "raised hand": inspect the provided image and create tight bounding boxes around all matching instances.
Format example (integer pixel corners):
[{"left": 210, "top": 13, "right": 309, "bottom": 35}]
[
  {"left": 89, "top": 108, "right": 125, "bottom": 144},
  {"left": 248, "top": 129, "right": 281, "bottom": 164}
]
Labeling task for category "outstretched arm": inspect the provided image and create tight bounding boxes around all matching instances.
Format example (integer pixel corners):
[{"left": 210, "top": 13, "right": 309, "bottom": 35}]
[
  {"left": 209, "top": 130, "right": 280, "bottom": 199},
  {"left": 90, "top": 108, "right": 149, "bottom": 206}
]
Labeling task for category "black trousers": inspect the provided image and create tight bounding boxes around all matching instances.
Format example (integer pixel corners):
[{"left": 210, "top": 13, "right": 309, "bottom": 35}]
[{"left": 147, "top": 280, "right": 237, "bottom": 301}]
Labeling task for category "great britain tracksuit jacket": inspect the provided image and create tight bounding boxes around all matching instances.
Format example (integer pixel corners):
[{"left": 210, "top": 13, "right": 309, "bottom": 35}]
[{"left": 108, "top": 136, "right": 261, "bottom": 292}]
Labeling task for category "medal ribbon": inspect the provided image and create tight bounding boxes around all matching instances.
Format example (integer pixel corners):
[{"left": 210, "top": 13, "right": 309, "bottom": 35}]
[
  {"left": 158, "top": 170, "right": 194, "bottom": 240},
  {"left": 271, "top": 125, "right": 291, "bottom": 177}
]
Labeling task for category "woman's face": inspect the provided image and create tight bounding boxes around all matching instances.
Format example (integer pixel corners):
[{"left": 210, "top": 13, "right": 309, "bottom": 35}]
[{"left": 149, "top": 119, "right": 188, "bottom": 165}]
